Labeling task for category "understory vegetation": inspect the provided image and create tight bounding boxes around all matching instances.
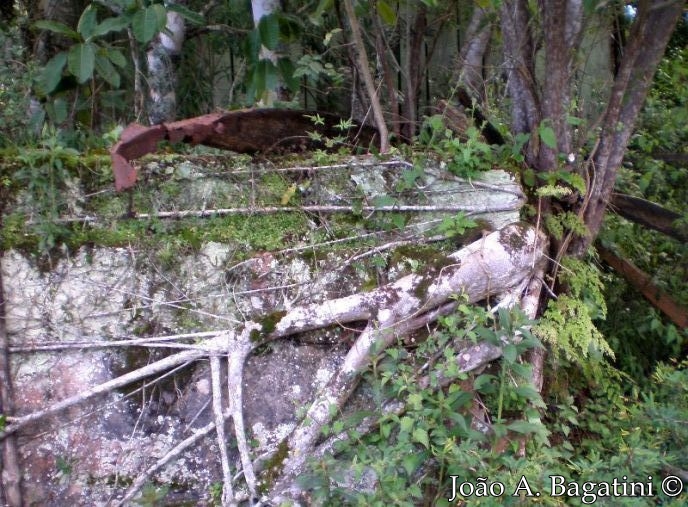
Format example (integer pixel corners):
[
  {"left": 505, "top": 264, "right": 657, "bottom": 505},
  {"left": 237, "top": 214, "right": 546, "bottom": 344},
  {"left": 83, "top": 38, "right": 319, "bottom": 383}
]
[{"left": 1, "top": 1, "right": 687, "bottom": 505}]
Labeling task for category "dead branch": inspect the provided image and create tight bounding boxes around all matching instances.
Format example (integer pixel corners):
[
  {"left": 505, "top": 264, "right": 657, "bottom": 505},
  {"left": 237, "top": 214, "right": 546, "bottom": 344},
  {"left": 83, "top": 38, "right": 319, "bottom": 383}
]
[
  {"left": 211, "top": 355, "right": 235, "bottom": 505},
  {"left": 1, "top": 224, "right": 546, "bottom": 503},
  {"left": 112, "top": 416, "right": 225, "bottom": 506},
  {"left": 0, "top": 252, "right": 23, "bottom": 507},
  {"left": 341, "top": 0, "right": 390, "bottom": 153},
  {"left": 597, "top": 244, "right": 688, "bottom": 329},
  {"left": 609, "top": 192, "right": 687, "bottom": 242},
  {"left": 42, "top": 202, "right": 523, "bottom": 225}
]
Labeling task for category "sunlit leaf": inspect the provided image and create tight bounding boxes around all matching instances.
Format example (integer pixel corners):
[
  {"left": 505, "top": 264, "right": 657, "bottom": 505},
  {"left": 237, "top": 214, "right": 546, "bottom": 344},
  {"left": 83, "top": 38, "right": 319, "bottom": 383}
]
[
  {"left": 539, "top": 124, "right": 557, "bottom": 149},
  {"left": 412, "top": 427, "right": 429, "bottom": 448}
]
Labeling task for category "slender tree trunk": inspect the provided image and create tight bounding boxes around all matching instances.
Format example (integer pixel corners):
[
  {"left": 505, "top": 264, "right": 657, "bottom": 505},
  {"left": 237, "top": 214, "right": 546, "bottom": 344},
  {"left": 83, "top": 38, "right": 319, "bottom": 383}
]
[
  {"left": 574, "top": 1, "right": 684, "bottom": 254},
  {"left": 147, "top": 1, "right": 186, "bottom": 124},
  {"left": 456, "top": 6, "right": 492, "bottom": 103},
  {"left": 400, "top": 3, "right": 427, "bottom": 140},
  {"left": 342, "top": 0, "right": 390, "bottom": 152},
  {"left": 0, "top": 252, "right": 24, "bottom": 506}
]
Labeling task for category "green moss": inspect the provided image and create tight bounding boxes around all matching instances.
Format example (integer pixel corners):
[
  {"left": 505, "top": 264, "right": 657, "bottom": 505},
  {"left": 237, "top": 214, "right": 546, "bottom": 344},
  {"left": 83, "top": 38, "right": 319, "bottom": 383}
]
[
  {"left": 259, "top": 439, "right": 290, "bottom": 492},
  {"left": 260, "top": 310, "right": 287, "bottom": 336}
]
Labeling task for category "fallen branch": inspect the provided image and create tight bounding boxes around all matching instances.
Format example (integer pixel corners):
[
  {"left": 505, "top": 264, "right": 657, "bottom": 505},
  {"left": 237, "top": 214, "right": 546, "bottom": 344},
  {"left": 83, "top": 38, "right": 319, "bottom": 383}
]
[
  {"left": 39, "top": 202, "right": 523, "bottom": 225},
  {"left": 610, "top": 192, "right": 687, "bottom": 242},
  {"left": 211, "top": 354, "right": 235, "bottom": 506},
  {"left": 267, "top": 224, "right": 546, "bottom": 499},
  {"left": 1, "top": 224, "right": 547, "bottom": 503},
  {"left": 0, "top": 251, "right": 23, "bottom": 506},
  {"left": 597, "top": 243, "right": 688, "bottom": 329}
]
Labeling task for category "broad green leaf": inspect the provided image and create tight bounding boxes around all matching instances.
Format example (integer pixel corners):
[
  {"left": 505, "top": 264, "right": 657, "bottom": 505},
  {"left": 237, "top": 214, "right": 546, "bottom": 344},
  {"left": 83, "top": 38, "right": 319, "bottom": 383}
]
[
  {"left": 507, "top": 420, "right": 547, "bottom": 435},
  {"left": 277, "top": 57, "right": 298, "bottom": 91},
  {"left": 46, "top": 97, "right": 68, "bottom": 124},
  {"left": 412, "top": 427, "right": 429, "bottom": 448},
  {"left": 399, "top": 416, "right": 414, "bottom": 433},
  {"left": 92, "top": 16, "right": 132, "bottom": 38},
  {"left": 377, "top": 0, "right": 397, "bottom": 25},
  {"left": 33, "top": 20, "right": 80, "bottom": 40},
  {"left": 539, "top": 124, "right": 557, "bottom": 149},
  {"left": 38, "top": 52, "right": 67, "bottom": 95},
  {"left": 402, "top": 453, "right": 423, "bottom": 476},
  {"left": 132, "top": 4, "right": 167, "bottom": 43},
  {"left": 95, "top": 53, "right": 120, "bottom": 88},
  {"left": 258, "top": 13, "right": 280, "bottom": 51},
  {"left": 77, "top": 5, "right": 98, "bottom": 39},
  {"left": 566, "top": 114, "right": 584, "bottom": 126},
  {"left": 245, "top": 29, "right": 261, "bottom": 62},
  {"left": 474, "top": 374, "right": 496, "bottom": 391},
  {"left": 264, "top": 60, "right": 279, "bottom": 92},
  {"left": 68, "top": 42, "right": 96, "bottom": 84},
  {"left": 107, "top": 48, "right": 127, "bottom": 68},
  {"left": 167, "top": 3, "right": 205, "bottom": 25}
]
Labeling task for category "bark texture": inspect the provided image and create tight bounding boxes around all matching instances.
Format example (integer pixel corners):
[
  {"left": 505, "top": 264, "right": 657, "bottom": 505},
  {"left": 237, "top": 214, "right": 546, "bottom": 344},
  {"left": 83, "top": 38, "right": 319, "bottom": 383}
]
[{"left": 574, "top": 1, "right": 684, "bottom": 253}]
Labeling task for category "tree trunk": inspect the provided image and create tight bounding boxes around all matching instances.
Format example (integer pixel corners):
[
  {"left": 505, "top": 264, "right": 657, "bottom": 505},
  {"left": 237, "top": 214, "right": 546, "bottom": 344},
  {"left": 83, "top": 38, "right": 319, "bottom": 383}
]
[
  {"left": 456, "top": 5, "right": 492, "bottom": 103},
  {"left": 147, "top": 1, "right": 186, "bottom": 124},
  {"left": 573, "top": 1, "right": 684, "bottom": 254}
]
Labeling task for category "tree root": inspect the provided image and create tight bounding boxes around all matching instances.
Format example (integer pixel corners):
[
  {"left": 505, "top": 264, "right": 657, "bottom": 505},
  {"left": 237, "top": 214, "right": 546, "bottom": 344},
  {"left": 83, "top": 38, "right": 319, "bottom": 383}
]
[{"left": 2, "top": 223, "right": 547, "bottom": 503}]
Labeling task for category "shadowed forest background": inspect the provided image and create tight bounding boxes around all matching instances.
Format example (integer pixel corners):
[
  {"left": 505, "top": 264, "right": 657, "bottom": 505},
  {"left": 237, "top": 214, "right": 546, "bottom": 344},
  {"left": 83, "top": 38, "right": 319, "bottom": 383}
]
[{"left": 1, "top": 1, "right": 687, "bottom": 505}]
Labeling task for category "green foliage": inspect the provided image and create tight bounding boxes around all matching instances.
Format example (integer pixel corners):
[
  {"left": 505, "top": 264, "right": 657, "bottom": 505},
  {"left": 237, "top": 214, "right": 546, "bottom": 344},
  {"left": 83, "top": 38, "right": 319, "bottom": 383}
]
[
  {"left": 34, "top": 4, "right": 139, "bottom": 96},
  {"left": 10, "top": 134, "right": 82, "bottom": 253},
  {"left": 535, "top": 258, "right": 613, "bottom": 371},
  {"left": 0, "top": 27, "right": 40, "bottom": 146},
  {"left": 544, "top": 211, "right": 587, "bottom": 241},
  {"left": 244, "top": 12, "right": 302, "bottom": 104},
  {"left": 131, "top": 4, "right": 167, "bottom": 43},
  {"left": 600, "top": 43, "right": 688, "bottom": 383},
  {"left": 538, "top": 122, "right": 557, "bottom": 150},
  {"left": 419, "top": 115, "right": 496, "bottom": 178},
  {"left": 434, "top": 212, "right": 478, "bottom": 238},
  {"left": 301, "top": 305, "right": 547, "bottom": 504}
]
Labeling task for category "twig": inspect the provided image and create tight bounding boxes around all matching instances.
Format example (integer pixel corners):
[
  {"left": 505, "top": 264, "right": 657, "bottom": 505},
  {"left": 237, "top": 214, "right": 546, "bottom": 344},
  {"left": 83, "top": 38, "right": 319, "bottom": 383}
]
[
  {"left": 9, "top": 329, "right": 230, "bottom": 353},
  {"left": 44, "top": 202, "right": 523, "bottom": 224},
  {"left": 211, "top": 355, "right": 235, "bottom": 506},
  {"left": 112, "top": 417, "right": 224, "bottom": 506},
  {"left": 0, "top": 342, "right": 212, "bottom": 438},
  {"left": 342, "top": 0, "right": 390, "bottom": 152},
  {"left": 227, "top": 326, "right": 259, "bottom": 497}
]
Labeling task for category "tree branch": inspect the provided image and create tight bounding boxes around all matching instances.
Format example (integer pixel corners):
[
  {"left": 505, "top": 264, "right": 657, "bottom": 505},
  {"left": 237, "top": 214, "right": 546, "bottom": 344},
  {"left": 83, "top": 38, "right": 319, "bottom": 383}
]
[{"left": 342, "top": 0, "right": 390, "bottom": 152}]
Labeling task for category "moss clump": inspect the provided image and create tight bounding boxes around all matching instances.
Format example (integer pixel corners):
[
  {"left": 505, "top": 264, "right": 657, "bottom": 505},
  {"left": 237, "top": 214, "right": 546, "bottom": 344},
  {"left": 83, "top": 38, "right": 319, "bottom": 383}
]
[
  {"left": 260, "top": 311, "right": 287, "bottom": 335},
  {"left": 259, "top": 439, "right": 290, "bottom": 493}
]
